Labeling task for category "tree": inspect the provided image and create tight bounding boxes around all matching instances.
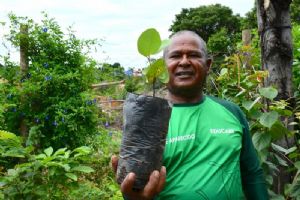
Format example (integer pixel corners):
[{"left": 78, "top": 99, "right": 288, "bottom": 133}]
[
  {"left": 257, "top": 0, "right": 294, "bottom": 195},
  {"left": 169, "top": 4, "right": 241, "bottom": 42},
  {"left": 169, "top": 4, "right": 242, "bottom": 65},
  {"left": 241, "top": 5, "right": 257, "bottom": 29},
  {"left": 257, "top": 0, "right": 293, "bottom": 100}
]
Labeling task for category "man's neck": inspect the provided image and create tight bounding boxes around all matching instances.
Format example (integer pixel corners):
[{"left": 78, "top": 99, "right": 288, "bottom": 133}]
[{"left": 167, "top": 91, "right": 204, "bottom": 104}]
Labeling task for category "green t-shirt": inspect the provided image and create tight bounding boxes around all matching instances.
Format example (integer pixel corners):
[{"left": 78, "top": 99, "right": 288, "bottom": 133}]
[{"left": 156, "top": 96, "right": 268, "bottom": 200}]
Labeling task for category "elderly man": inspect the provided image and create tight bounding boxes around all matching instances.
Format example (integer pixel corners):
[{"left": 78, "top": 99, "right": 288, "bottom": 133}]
[{"left": 112, "top": 30, "right": 269, "bottom": 200}]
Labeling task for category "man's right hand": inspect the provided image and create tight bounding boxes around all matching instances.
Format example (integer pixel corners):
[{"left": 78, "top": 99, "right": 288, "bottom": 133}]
[{"left": 111, "top": 155, "right": 166, "bottom": 200}]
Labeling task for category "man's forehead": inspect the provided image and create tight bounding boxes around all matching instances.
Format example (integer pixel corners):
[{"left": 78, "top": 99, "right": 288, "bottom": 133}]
[{"left": 169, "top": 34, "right": 202, "bottom": 48}]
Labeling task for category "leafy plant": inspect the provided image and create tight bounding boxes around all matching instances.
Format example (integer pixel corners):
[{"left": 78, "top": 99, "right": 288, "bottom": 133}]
[
  {"left": 208, "top": 38, "right": 300, "bottom": 199},
  {"left": 137, "top": 28, "right": 169, "bottom": 96},
  {"left": 0, "top": 13, "right": 102, "bottom": 149}
]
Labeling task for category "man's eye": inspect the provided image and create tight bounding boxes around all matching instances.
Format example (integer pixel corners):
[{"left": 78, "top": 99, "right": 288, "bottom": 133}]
[
  {"left": 169, "top": 54, "right": 180, "bottom": 59},
  {"left": 189, "top": 54, "right": 201, "bottom": 58}
]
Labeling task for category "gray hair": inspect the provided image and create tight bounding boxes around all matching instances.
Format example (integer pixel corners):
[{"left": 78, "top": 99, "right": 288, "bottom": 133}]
[{"left": 163, "top": 30, "right": 208, "bottom": 59}]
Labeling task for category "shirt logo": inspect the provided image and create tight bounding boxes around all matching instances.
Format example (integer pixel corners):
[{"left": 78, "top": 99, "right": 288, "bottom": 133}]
[
  {"left": 166, "top": 133, "right": 195, "bottom": 145},
  {"left": 210, "top": 128, "right": 235, "bottom": 134}
]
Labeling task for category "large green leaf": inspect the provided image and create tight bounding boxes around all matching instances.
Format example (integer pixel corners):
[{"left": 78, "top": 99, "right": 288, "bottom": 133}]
[
  {"left": 268, "top": 121, "right": 289, "bottom": 140},
  {"left": 44, "top": 147, "right": 53, "bottom": 157},
  {"left": 259, "top": 87, "right": 278, "bottom": 100},
  {"left": 65, "top": 173, "right": 77, "bottom": 181},
  {"left": 242, "top": 97, "right": 261, "bottom": 111},
  {"left": 137, "top": 28, "right": 161, "bottom": 57},
  {"left": 72, "top": 165, "right": 94, "bottom": 173},
  {"left": 252, "top": 132, "right": 271, "bottom": 151},
  {"left": 259, "top": 111, "right": 279, "bottom": 128}
]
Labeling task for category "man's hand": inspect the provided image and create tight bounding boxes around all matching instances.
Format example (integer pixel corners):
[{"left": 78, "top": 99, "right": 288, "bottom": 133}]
[{"left": 111, "top": 155, "right": 166, "bottom": 200}]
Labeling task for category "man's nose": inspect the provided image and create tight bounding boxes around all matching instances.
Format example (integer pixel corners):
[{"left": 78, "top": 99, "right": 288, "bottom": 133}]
[{"left": 178, "top": 55, "right": 190, "bottom": 67}]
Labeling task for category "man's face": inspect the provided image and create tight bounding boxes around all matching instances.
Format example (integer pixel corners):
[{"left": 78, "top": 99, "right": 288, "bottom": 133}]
[{"left": 165, "top": 33, "right": 211, "bottom": 96}]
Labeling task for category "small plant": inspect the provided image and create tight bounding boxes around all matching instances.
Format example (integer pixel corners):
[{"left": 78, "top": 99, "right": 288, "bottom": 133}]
[{"left": 137, "top": 28, "right": 170, "bottom": 96}]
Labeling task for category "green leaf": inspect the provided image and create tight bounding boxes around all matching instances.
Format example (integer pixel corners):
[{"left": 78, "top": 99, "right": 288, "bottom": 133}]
[
  {"left": 35, "top": 153, "right": 46, "bottom": 159},
  {"left": 53, "top": 147, "right": 67, "bottom": 156},
  {"left": 271, "top": 143, "right": 288, "bottom": 154},
  {"left": 252, "top": 132, "right": 271, "bottom": 151},
  {"left": 259, "top": 111, "right": 279, "bottom": 128},
  {"left": 145, "top": 58, "right": 168, "bottom": 84},
  {"left": 72, "top": 165, "right": 94, "bottom": 173},
  {"left": 73, "top": 146, "right": 91, "bottom": 155},
  {"left": 242, "top": 97, "right": 261, "bottom": 111},
  {"left": 268, "top": 121, "right": 289, "bottom": 140},
  {"left": 62, "top": 164, "right": 70, "bottom": 172},
  {"left": 157, "top": 39, "right": 170, "bottom": 53},
  {"left": 65, "top": 173, "right": 77, "bottom": 181},
  {"left": 220, "top": 68, "right": 228, "bottom": 76},
  {"left": 44, "top": 147, "right": 53, "bottom": 157},
  {"left": 286, "top": 146, "right": 297, "bottom": 155},
  {"left": 274, "top": 154, "right": 288, "bottom": 166},
  {"left": 137, "top": 28, "right": 161, "bottom": 57},
  {"left": 295, "top": 161, "right": 300, "bottom": 170},
  {"left": 259, "top": 87, "right": 278, "bottom": 100}
]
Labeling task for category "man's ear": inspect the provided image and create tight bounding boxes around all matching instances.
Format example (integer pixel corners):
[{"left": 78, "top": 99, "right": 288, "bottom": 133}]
[{"left": 206, "top": 58, "right": 212, "bottom": 75}]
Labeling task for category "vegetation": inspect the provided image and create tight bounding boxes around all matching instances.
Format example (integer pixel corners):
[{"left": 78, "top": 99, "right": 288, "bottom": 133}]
[
  {"left": 169, "top": 4, "right": 242, "bottom": 62},
  {"left": 0, "top": 2, "right": 299, "bottom": 199},
  {"left": 137, "top": 28, "right": 169, "bottom": 96},
  {"left": 0, "top": 13, "right": 123, "bottom": 199}
]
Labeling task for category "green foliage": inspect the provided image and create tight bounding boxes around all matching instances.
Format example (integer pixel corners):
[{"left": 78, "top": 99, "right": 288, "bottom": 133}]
[
  {"left": 169, "top": 4, "right": 241, "bottom": 42},
  {"left": 137, "top": 28, "right": 169, "bottom": 96},
  {"left": 291, "top": 0, "right": 300, "bottom": 24},
  {"left": 293, "top": 24, "right": 300, "bottom": 92},
  {"left": 0, "top": 13, "right": 102, "bottom": 149},
  {"left": 241, "top": 5, "right": 257, "bottom": 29},
  {"left": 0, "top": 130, "right": 122, "bottom": 199},
  {"left": 207, "top": 38, "right": 300, "bottom": 198},
  {"left": 95, "top": 62, "right": 125, "bottom": 83},
  {"left": 207, "top": 28, "right": 240, "bottom": 65}
]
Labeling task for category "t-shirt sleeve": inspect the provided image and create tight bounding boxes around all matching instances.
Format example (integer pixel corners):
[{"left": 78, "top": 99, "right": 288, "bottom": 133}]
[{"left": 239, "top": 110, "right": 269, "bottom": 199}]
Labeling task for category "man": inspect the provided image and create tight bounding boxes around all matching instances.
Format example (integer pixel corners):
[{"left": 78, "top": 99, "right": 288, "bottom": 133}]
[{"left": 112, "top": 30, "right": 269, "bottom": 199}]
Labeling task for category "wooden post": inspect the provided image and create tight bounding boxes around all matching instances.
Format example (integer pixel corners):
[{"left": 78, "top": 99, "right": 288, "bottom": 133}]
[
  {"left": 20, "top": 24, "right": 28, "bottom": 137},
  {"left": 242, "top": 29, "right": 251, "bottom": 46},
  {"left": 242, "top": 29, "right": 252, "bottom": 69}
]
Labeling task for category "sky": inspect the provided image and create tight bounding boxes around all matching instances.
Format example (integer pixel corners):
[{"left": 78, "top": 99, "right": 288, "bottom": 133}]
[{"left": 0, "top": 0, "right": 255, "bottom": 69}]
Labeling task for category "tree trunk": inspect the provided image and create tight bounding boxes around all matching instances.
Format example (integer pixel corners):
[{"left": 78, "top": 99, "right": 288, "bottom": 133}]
[
  {"left": 257, "top": 0, "right": 293, "bottom": 100},
  {"left": 256, "top": 0, "right": 293, "bottom": 194}
]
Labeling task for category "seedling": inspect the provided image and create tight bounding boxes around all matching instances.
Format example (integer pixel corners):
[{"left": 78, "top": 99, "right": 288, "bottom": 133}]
[{"left": 137, "top": 28, "right": 170, "bottom": 96}]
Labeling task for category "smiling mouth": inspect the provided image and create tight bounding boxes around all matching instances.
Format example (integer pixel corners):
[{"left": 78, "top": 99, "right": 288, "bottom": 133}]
[{"left": 175, "top": 71, "right": 194, "bottom": 77}]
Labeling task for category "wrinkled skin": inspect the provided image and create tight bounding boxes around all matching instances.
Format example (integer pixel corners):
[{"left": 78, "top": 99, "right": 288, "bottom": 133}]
[{"left": 165, "top": 32, "right": 212, "bottom": 103}]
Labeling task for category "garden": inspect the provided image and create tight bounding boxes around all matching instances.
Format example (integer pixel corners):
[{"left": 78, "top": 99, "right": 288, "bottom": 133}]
[{"left": 0, "top": 1, "right": 300, "bottom": 199}]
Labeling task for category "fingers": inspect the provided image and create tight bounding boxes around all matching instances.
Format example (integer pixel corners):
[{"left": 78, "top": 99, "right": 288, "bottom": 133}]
[
  {"left": 120, "top": 167, "right": 167, "bottom": 200},
  {"left": 121, "top": 172, "right": 136, "bottom": 193},
  {"left": 156, "top": 166, "right": 166, "bottom": 193},
  {"left": 143, "top": 170, "right": 160, "bottom": 195},
  {"left": 111, "top": 155, "right": 118, "bottom": 173}
]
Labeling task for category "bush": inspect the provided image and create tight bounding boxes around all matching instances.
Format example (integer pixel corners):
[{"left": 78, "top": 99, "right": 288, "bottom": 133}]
[{"left": 0, "top": 13, "right": 102, "bottom": 149}]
